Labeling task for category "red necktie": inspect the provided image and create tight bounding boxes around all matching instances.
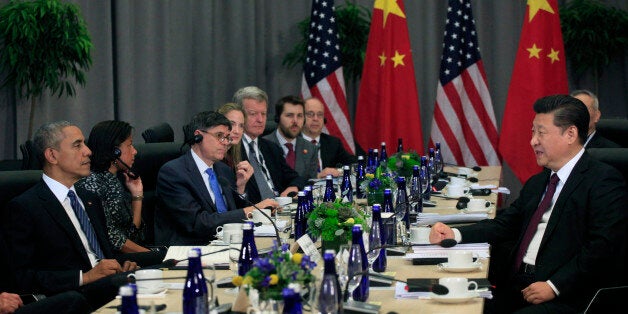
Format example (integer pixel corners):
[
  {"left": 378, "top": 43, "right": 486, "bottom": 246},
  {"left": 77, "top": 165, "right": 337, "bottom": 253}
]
[
  {"left": 285, "top": 143, "right": 296, "bottom": 169},
  {"left": 514, "top": 173, "right": 560, "bottom": 272}
]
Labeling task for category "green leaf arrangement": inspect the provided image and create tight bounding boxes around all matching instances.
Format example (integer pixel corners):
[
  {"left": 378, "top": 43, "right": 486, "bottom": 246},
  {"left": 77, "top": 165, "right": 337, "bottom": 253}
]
[
  {"left": 387, "top": 151, "right": 422, "bottom": 178},
  {"left": 360, "top": 164, "right": 395, "bottom": 194},
  {"left": 307, "top": 199, "right": 369, "bottom": 243}
]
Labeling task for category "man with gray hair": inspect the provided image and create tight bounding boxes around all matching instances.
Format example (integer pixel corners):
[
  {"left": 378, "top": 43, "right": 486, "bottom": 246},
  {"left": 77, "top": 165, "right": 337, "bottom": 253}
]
[
  {"left": 234, "top": 86, "right": 308, "bottom": 204},
  {"left": 1, "top": 121, "right": 138, "bottom": 309},
  {"left": 570, "top": 89, "right": 620, "bottom": 148}
]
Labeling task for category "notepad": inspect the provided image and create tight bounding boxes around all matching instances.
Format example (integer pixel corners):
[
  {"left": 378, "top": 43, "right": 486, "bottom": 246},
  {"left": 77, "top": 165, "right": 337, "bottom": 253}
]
[{"left": 163, "top": 245, "right": 230, "bottom": 268}]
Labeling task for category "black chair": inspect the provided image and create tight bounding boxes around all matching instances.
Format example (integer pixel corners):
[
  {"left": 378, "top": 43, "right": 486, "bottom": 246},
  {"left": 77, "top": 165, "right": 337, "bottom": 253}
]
[
  {"left": 0, "top": 170, "right": 42, "bottom": 212},
  {"left": 19, "top": 140, "right": 42, "bottom": 170},
  {"left": 182, "top": 123, "right": 194, "bottom": 145},
  {"left": 133, "top": 142, "right": 184, "bottom": 245},
  {"left": 596, "top": 119, "right": 628, "bottom": 148},
  {"left": 141, "top": 122, "right": 175, "bottom": 143},
  {"left": 584, "top": 286, "right": 628, "bottom": 313},
  {"left": 588, "top": 148, "right": 628, "bottom": 184}
]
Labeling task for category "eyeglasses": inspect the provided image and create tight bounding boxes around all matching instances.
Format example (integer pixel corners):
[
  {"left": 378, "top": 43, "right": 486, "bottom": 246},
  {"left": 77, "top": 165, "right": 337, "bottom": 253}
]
[
  {"left": 199, "top": 130, "right": 233, "bottom": 144},
  {"left": 305, "top": 112, "right": 324, "bottom": 119}
]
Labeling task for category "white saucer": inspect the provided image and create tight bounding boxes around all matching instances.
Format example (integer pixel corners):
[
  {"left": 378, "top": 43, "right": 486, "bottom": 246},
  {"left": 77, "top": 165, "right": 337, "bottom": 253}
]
[
  {"left": 430, "top": 291, "right": 480, "bottom": 303},
  {"left": 437, "top": 261, "right": 482, "bottom": 272},
  {"left": 442, "top": 192, "right": 470, "bottom": 198},
  {"left": 137, "top": 283, "right": 168, "bottom": 295},
  {"left": 462, "top": 206, "right": 494, "bottom": 214},
  {"left": 210, "top": 239, "right": 228, "bottom": 246}
]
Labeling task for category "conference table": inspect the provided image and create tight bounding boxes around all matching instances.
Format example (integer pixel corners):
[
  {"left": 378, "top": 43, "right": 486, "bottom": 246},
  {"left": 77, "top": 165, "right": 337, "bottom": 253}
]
[{"left": 96, "top": 166, "right": 501, "bottom": 313}]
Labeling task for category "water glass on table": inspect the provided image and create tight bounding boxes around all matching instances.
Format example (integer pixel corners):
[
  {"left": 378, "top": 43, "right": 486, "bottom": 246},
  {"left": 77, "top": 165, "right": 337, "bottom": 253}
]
[
  {"left": 346, "top": 243, "right": 363, "bottom": 302},
  {"left": 227, "top": 234, "right": 243, "bottom": 294}
]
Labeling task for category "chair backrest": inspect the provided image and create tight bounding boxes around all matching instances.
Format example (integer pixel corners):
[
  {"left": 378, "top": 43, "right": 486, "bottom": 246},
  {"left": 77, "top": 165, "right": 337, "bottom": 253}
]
[
  {"left": 584, "top": 285, "right": 628, "bottom": 313},
  {"left": 19, "top": 140, "right": 43, "bottom": 170},
  {"left": 182, "top": 123, "right": 194, "bottom": 145},
  {"left": 0, "top": 170, "right": 42, "bottom": 212},
  {"left": 141, "top": 122, "right": 175, "bottom": 143},
  {"left": 588, "top": 148, "right": 628, "bottom": 184},
  {"left": 596, "top": 119, "right": 628, "bottom": 148}
]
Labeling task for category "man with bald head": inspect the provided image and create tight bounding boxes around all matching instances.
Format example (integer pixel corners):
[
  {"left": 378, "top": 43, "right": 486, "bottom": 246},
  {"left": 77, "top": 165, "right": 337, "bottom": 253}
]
[
  {"left": 302, "top": 97, "right": 356, "bottom": 178},
  {"left": 570, "top": 89, "right": 620, "bottom": 148}
]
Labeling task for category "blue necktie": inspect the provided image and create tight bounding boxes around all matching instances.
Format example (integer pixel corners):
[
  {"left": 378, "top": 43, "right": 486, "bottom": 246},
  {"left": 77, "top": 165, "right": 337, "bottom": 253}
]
[
  {"left": 67, "top": 190, "right": 104, "bottom": 259},
  {"left": 206, "top": 168, "right": 228, "bottom": 213}
]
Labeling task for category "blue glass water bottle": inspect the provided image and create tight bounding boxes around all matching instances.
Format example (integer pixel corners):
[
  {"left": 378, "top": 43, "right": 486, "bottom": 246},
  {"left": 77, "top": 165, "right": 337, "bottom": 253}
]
[
  {"left": 282, "top": 287, "right": 303, "bottom": 314},
  {"left": 410, "top": 165, "right": 423, "bottom": 213},
  {"left": 119, "top": 285, "right": 139, "bottom": 314},
  {"left": 371, "top": 204, "right": 387, "bottom": 272},
  {"left": 379, "top": 142, "right": 387, "bottom": 166},
  {"left": 294, "top": 191, "right": 308, "bottom": 240},
  {"left": 192, "top": 248, "right": 208, "bottom": 303},
  {"left": 428, "top": 148, "right": 436, "bottom": 180},
  {"left": 382, "top": 188, "right": 396, "bottom": 245},
  {"left": 238, "top": 222, "right": 258, "bottom": 276},
  {"left": 366, "top": 148, "right": 375, "bottom": 173},
  {"left": 318, "top": 250, "right": 341, "bottom": 314},
  {"left": 355, "top": 155, "right": 366, "bottom": 199},
  {"left": 435, "top": 142, "right": 444, "bottom": 175},
  {"left": 303, "top": 185, "right": 313, "bottom": 213},
  {"left": 323, "top": 175, "right": 336, "bottom": 202},
  {"left": 340, "top": 165, "right": 353, "bottom": 202},
  {"left": 183, "top": 249, "right": 209, "bottom": 314},
  {"left": 421, "top": 156, "right": 431, "bottom": 201},
  {"left": 352, "top": 225, "right": 369, "bottom": 302},
  {"left": 396, "top": 177, "right": 410, "bottom": 230},
  {"left": 373, "top": 149, "right": 379, "bottom": 171},
  {"left": 397, "top": 138, "right": 403, "bottom": 153}
]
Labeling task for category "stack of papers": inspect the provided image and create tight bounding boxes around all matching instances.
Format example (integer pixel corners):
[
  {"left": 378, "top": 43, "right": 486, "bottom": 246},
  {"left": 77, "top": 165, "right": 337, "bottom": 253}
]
[
  {"left": 394, "top": 282, "right": 493, "bottom": 299},
  {"left": 163, "top": 245, "right": 229, "bottom": 268},
  {"left": 417, "top": 212, "right": 488, "bottom": 225},
  {"left": 254, "top": 220, "right": 287, "bottom": 237},
  {"left": 405, "top": 243, "right": 490, "bottom": 259}
]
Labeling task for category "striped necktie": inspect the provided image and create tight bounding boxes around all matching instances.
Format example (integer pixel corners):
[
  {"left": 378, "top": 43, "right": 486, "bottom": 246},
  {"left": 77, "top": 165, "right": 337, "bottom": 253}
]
[{"left": 67, "top": 190, "right": 104, "bottom": 259}]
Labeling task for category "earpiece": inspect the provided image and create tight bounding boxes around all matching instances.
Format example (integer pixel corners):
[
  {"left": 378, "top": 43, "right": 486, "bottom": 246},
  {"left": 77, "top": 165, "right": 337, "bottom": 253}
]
[
  {"left": 193, "top": 133, "right": 203, "bottom": 144},
  {"left": 113, "top": 147, "right": 122, "bottom": 158},
  {"left": 323, "top": 117, "right": 327, "bottom": 124}
]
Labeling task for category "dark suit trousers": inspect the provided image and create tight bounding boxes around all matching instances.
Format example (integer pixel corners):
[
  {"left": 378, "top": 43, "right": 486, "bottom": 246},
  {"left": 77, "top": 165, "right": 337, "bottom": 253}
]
[{"left": 16, "top": 291, "right": 91, "bottom": 314}]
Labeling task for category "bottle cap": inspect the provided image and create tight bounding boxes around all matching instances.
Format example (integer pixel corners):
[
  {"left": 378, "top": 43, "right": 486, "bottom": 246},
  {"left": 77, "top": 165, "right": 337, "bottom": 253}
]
[
  {"left": 343, "top": 165, "right": 350, "bottom": 170},
  {"left": 374, "top": 149, "right": 379, "bottom": 153},
  {"left": 381, "top": 142, "right": 386, "bottom": 146},
  {"left": 324, "top": 249, "right": 336, "bottom": 255},
  {"left": 304, "top": 185, "right": 312, "bottom": 191},
  {"left": 119, "top": 285, "right": 134, "bottom": 297},
  {"left": 243, "top": 221, "right": 254, "bottom": 230},
  {"left": 188, "top": 248, "right": 200, "bottom": 258},
  {"left": 298, "top": 191, "right": 306, "bottom": 196},
  {"left": 372, "top": 204, "right": 381, "bottom": 212},
  {"left": 326, "top": 174, "right": 333, "bottom": 180},
  {"left": 358, "top": 155, "right": 364, "bottom": 160}
]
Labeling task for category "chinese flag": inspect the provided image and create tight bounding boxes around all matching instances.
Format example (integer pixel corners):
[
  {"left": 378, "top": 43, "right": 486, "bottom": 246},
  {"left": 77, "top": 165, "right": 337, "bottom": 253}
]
[
  {"left": 355, "top": 0, "right": 423, "bottom": 154},
  {"left": 498, "top": 0, "right": 568, "bottom": 183}
]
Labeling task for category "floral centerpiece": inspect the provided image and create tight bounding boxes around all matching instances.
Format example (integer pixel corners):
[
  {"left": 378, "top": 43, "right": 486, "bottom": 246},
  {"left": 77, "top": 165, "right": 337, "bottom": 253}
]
[
  {"left": 232, "top": 243, "right": 316, "bottom": 302},
  {"left": 360, "top": 164, "right": 394, "bottom": 205},
  {"left": 307, "top": 199, "right": 369, "bottom": 252},
  {"left": 387, "top": 150, "right": 421, "bottom": 178}
]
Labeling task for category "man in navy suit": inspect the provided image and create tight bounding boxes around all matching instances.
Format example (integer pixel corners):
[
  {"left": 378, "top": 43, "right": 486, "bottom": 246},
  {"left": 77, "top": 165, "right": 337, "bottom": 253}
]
[
  {"left": 430, "top": 95, "right": 627, "bottom": 313},
  {"left": 234, "top": 87, "right": 308, "bottom": 204},
  {"left": 264, "top": 95, "right": 318, "bottom": 180},
  {"left": 570, "top": 89, "right": 620, "bottom": 149},
  {"left": 154, "top": 111, "right": 278, "bottom": 245},
  {"left": 1, "top": 121, "right": 138, "bottom": 309},
  {"left": 302, "top": 97, "right": 356, "bottom": 178}
]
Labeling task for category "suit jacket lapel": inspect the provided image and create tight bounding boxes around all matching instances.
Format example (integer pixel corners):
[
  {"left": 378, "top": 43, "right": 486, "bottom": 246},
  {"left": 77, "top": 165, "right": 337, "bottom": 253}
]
[
  {"left": 183, "top": 151, "right": 217, "bottom": 212},
  {"left": 37, "top": 182, "right": 92, "bottom": 267}
]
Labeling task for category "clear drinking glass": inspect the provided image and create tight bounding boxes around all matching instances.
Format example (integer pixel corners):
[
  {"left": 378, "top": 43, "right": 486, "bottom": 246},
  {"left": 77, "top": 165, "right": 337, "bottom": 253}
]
[
  {"left": 336, "top": 244, "right": 350, "bottom": 293},
  {"left": 346, "top": 244, "right": 363, "bottom": 302},
  {"left": 227, "top": 234, "right": 243, "bottom": 294},
  {"left": 275, "top": 210, "right": 293, "bottom": 246},
  {"left": 204, "top": 263, "right": 216, "bottom": 309},
  {"left": 365, "top": 228, "right": 381, "bottom": 271}
]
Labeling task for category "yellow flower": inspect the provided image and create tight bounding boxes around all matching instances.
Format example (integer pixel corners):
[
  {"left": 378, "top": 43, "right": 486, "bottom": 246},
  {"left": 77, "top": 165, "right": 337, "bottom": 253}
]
[
  {"left": 344, "top": 218, "right": 355, "bottom": 225},
  {"left": 232, "top": 275, "right": 243, "bottom": 286},
  {"left": 269, "top": 274, "right": 279, "bottom": 285},
  {"left": 292, "top": 253, "right": 303, "bottom": 264},
  {"left": 242, "top": 276, "right": 253, "bottom": 285},
  {"left": 401, "top": 154, "right": 410, "bottom": 160},
  {"left": 365, "top": 173, "right": 375, "bottom": 179}
]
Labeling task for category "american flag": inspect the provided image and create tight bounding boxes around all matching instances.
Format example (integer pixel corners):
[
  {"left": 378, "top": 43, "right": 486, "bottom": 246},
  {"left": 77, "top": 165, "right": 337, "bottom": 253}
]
[
  {"left": 301, "top": 0, "right": 355, "bottom": 154},
  {"left": 429, "top": 0, "right": 500, "bottom": 166}
]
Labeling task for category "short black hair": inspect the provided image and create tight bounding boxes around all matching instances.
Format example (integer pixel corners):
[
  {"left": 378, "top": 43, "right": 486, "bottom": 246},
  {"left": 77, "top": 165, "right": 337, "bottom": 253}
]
[
  {"left": 533, "top": 94, "right": 589, "bottom": 145},
  {"left": 87, "top": 120, "right": 134, "bottom": 172},
  {"left": 189, "top": 111, "right": 231, "bottom": 133},
  {"left": 274, "top": 95, "right": 305, "bottom": 120}
]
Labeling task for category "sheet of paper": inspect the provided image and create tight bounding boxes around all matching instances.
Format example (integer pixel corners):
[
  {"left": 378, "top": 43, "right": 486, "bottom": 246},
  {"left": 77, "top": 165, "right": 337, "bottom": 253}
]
[{"left": 163, "top": 245, "right": 230, "bottom": 267}]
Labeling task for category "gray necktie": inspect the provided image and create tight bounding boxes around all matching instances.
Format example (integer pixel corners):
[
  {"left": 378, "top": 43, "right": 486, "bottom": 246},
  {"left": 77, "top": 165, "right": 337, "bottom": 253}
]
[{"left": 247, "top": 140, "right": 276, "bottom": 199}]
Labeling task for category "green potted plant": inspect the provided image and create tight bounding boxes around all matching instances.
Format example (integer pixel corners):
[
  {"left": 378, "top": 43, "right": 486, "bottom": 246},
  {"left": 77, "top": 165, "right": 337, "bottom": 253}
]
[
  {"left": 360, "top": 164, "right": 395, "bottom": 206},
  {"left": 307, "top": 199, "right": 369, "bottom": 252},
  {"left": 387, "top": 150, "right": 422, "bottom": 179},
  {"left": 282, "top": 1, "right": 371, "bottom": 87},
  {"left": 560, "top": 0, "right": 628, "bottom": 92},
  {"left": 0, "top": 0, "right": 92, "bottom": 138}
]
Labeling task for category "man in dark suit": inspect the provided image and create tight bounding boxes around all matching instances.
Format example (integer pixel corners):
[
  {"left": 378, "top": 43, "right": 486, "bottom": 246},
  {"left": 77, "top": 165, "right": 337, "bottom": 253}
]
[
  {"left": 1, "top": 121, "right": 138, "bottom": 309},
  {"left": 234, "top": 86, "right": 308, "bottom": 204},
  {"left": 264, "top": 95, "right": 318, "bottom": 180},
  {"left": 570, "top": 89, "right": 621, "bottom": 149},
  {"left": 154, "top": 111, "right": 278, "bottom": 245},
  {"left": 430, "top": 95, "right": 628, "bottom": 313},
  {"left": 302, "top": 97, "right": 356, "bottom": 178}
]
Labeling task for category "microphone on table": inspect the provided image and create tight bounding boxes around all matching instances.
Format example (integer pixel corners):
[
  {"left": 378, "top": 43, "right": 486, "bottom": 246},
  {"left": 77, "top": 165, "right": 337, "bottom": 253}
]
[
  {"left": 444, "top": 163, "right": 482, "bottom": 172},
  {"left": 159, "top": 247, "right": 234, "bottom": 269},
  {"left": 217, "top": 178, "right": 282, "bottom": 245},
  {"left": 368, "top": 239, "right": 459, "bottom": 251}
]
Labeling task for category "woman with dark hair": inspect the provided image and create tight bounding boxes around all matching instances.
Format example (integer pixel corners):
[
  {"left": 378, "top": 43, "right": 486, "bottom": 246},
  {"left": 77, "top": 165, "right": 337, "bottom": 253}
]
[{"left": 76, "top": 120, "right": 150, "bottom": 253}]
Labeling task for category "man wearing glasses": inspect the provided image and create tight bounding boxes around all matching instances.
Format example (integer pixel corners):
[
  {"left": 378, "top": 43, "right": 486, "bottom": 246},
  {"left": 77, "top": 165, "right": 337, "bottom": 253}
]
[{"left": 154, "top": 111, "right": 278, "bottom": 245}]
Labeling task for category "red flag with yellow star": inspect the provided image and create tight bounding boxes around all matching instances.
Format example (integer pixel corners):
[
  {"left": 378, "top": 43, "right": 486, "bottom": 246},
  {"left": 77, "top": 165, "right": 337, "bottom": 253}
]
[
  {"left": 498, "top": 0, "right": 568, "bottom": 183},
  {"left": 355, "top": 0, "right": 423, "bottom": 154}
]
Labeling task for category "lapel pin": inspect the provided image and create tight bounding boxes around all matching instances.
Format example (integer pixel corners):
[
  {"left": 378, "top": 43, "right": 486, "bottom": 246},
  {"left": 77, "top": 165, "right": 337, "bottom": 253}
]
[{"left": 303, "top": 149, "right": 308, "bottom": 154}]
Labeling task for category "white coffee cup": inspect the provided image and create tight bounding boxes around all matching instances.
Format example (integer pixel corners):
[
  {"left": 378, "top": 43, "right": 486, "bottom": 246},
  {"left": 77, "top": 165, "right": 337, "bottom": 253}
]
[
  {"left": 449, "top": 176, "right": 467, "bottom": 185},
  {"left": 274, "top": 197, "right": 292, "bottom": 207},
  {"left": 439, "top": 277, "right": 478, "bottom": 296},
  {"left": 409, "top": 226, "right": 430, "bottom": 244},
  {"left": 447, "top": 184, "right": 470, "bottom": 197},
  {"left": 252, "top": 208, "right": 272, "bottom": 224},
  {"left": 216, "top": 223, "right": 243, "bottom": 244},
  {"left": 447, "top": 250, "right": 475, "bottom": 267},
  {"left": 134, "top": 269, "right": 163, "bottom": 291},
  {"left": 467, "top": 199, "right": 489, "bottom": 211}
]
